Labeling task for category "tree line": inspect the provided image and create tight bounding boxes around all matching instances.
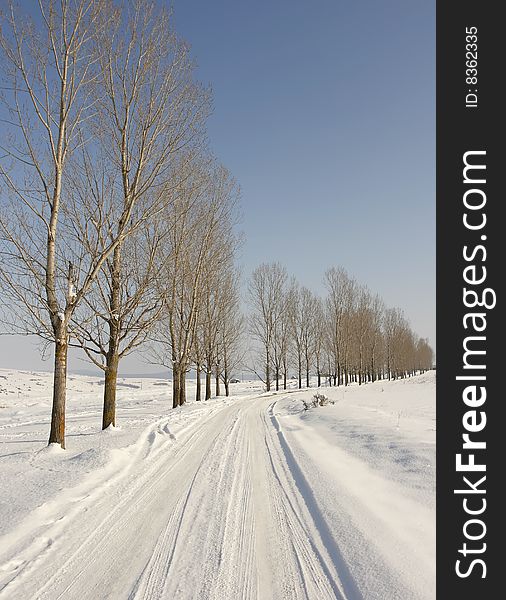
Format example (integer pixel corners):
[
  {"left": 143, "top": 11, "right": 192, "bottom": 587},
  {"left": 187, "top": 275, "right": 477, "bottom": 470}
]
[
  {"left": 248, "top": 263, "right": 433, "bottom": 391},
  {"left": 0, "top": 0, "right": 242, "bottom": 448}
]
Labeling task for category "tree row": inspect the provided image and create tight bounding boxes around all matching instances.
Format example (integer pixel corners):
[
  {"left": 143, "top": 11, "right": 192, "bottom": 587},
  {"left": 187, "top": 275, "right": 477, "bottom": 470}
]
[
  {"left": 248, "top": 263, "right": 433, "bottom": 391},
  {"left": 0, "top": 0, "right": 241, "bottom": 447}
]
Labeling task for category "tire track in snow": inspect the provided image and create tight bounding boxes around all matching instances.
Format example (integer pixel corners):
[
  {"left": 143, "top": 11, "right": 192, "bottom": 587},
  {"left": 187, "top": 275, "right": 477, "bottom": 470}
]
[
  {"left": 264, "top": 401, "right": 363, "bottom": 600},
  {"left": 1, "top": 393, "right": 357, "bottom": 599},
  {"left": 0, "top": 406, "right": 233, "bottom": 598}
]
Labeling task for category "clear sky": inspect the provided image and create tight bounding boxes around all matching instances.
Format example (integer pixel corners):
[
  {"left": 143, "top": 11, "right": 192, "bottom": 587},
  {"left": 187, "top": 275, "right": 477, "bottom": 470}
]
[{"left": 0, "top": 0, "right": 435, "bottom": 374}]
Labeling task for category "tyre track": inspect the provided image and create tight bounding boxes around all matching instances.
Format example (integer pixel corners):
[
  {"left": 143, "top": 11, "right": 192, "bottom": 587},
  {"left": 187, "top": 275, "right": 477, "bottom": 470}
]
[{"left": 1, "top": 393, "right": 357, "bottom": 600}]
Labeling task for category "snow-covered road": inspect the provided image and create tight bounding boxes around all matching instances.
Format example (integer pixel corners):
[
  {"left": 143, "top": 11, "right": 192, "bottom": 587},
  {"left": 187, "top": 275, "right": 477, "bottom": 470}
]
[
  {"left": 1, "top": 393, "right": 354, "bottom": 599},
  {"left": 0, "top": 372, "right": 435, "bottom": 599}
]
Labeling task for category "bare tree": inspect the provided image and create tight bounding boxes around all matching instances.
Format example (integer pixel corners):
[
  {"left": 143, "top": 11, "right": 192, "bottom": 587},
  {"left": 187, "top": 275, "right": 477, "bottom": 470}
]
[
  {"left": 287, "top": 281, "right": 303, "bottom": 389},
  {"left": 364, "top": 294, "right": 384, "bottom": 382},
  {"left": 324, "top": 267, "right": 356, "bottom": 386},
  {"left": 349, "top": 285, "right": 372, "bottom": 385},
  {"left": 70, "top": 215, "right": 166, "bottom": 428},
  {"left": 192, "top": 322, "right": 205, "bottom": 402},
  {"left": 311, "top": 296, "right": 326, "bottom": 387},
  {"left": 300, "top": 287, "right": 317, "bottom": 388},
  {"left": 0, "top": 0, "right": 132, "bottom": 448},
  {"left": 271, "top": 282, "right": 290, "bottom": 391},
  {"left": 415, "top": 337, "right": 434, "bottom": 372},
  {"left": 248, "top": 263, "right": 287, "bottom": 391},
  {"left": 199, "top": 258, "right": 227, "bottom": 400},
  {"left": 217, "top": 270, "right": 244, "bottom": 397},
  {"left": 195, "top": 172, "right": 240, "bottom": 400},
  {"left": 149, "top": 162, "right": 239, "bottom": 407},
  {"left": 198, "top": 250, "right": 238, "bottom": 401},
  {"left": 384, "top": 307, "right": 402, "bottom": 380},
  {"left": 68, "top": 0, "right": 209, "bottom": 428}
]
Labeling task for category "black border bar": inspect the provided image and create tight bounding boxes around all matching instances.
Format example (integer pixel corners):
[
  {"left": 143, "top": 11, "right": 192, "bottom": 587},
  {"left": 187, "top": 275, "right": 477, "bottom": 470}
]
[{"left": 437, "top": 1, "right": 503, "bottom": 596}]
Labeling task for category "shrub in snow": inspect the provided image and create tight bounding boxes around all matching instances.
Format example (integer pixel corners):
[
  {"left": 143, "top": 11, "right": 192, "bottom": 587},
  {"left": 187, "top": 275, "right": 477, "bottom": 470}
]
[
  {"left": 315, "top": 392, "right": 330, "bottom": 406},
  {"left": 302, "top": 392, "right": 335, "bottom": 410}
]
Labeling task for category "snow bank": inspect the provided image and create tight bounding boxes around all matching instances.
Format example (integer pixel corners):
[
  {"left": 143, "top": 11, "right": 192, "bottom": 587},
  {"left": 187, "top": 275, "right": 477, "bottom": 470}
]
[{"left": 274, "top": 372, "right": 436, "bottom": 599}]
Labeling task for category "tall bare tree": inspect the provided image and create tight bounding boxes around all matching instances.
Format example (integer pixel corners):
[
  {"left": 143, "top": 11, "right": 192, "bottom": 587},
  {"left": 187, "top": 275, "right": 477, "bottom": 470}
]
[
  {"left": 0, "top": 0, "right": 132, "bottom": 448},
  {"left": 271, "top": 282, "right": 290, "bottom": 391},
  {"left": 287, "top": 281, "right": 303, "bottom": 389},
  {"left": 149, "top": 162, "right": 239, "bottom": 407},
  {"left": 364, "top": 294, "right": 384, "bottom": 382},
  {"left": 324, "top": 267, "right": 355, "bottom": 386},
  {"left": 70, "top": 215, "right": 166, "bottom": 428},
  {"left": 415, "top": 337, "right": 434, "bottom": 372},
  {"left": 68, "top": 0, "right": 209, "bottom": 428}
]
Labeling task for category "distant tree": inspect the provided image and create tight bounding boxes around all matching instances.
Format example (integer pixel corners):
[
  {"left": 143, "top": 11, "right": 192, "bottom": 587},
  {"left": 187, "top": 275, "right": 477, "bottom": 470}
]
[
  {"left": 217, "top": 271, "right": 244, "bottom": 397},
  {"left": 324, "top": 268, "right": 356, "bottom": 386},
  {"left": 271, "top": 281, "right": 290, "bottom": 391},
  {"left": 364, "top": 294, "right": 385, "bottom": 382},
  {"left": 415, "top": 337, "right": 434, "bottom": 372},
  {"left": 300, "top": 288, "right": 317, "bottom": 388},
  {"left": 248, "top": 263, "right": 287, "bottom": 391},
  {"left": 198, "top": 243, "right": 240, "bottom": 400},
  {"left": 246, "top": 264, "right": 433, "bottom": 389},
  {"left": 311, "top": 297, "right": 326, "bottom": 387},
  {"left": 287, "top": 281, "right": 304, "bottom": 389},
  {"left": 288, "top": 282, "right": 316, "bottom": 388}
]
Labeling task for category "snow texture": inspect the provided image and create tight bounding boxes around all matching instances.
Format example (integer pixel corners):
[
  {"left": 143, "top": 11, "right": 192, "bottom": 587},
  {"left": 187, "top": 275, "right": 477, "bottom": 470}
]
[{"left": 0, "top": 369, "right": 435, "bottom": 599}]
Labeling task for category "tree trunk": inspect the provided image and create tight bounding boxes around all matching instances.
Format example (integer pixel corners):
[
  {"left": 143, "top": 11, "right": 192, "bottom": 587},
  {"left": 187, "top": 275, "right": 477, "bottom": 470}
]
[
  {"left": 317, "top": 371, "right": 321, "bottom": 387},
  {"left": 103, "top": 353, "right": 119, "bottom": 429},
  {"left": 48, "top": 337, "right": 68, "bottom": 448},
  {"left": 215, "top": 367, "right": 220, "bottom": 396},
  {"left": 172, "top": 363, "right": 180, "bottom": 408},
  {"left": 103, "top": 244, "right": 121, "bottom": 427},
  {"left": 265, "top": 354, "right": 271, "bottom": 391},
  {"left": 206, "top": 368, "right": 212, "bottom": 400},
  {"left": 275, "top": 366, "right": 279, "bottom": 391},
  {"left": 196, "top": 366, "right": 201, "bottom": 401},
  {"left": 223, "top": 363, "right": 230, "bottom": 397},
  {"left": 306, "top": 366, "right": 310, "bottom": 388},
  {"left": 179, "top": 368, "right": 186, "bottom": 405}
]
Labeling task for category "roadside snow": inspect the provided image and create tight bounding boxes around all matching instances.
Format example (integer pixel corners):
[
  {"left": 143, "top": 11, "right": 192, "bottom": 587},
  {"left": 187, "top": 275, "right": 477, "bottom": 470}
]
[
  {"left": 274, "top": 372, "right": 436, "bottom": 599},
  {"left": 0, "top": 369, "right": 251, "bottom": 539}
]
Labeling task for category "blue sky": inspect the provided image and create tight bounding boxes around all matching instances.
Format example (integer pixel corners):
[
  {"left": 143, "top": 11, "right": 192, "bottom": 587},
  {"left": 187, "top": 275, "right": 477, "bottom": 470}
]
[
  {"left": 0, "top": 0, "right": 435, "bottom": 373},
  {"left": 173, "top": 2, "right": 435, "bottom": 323}
]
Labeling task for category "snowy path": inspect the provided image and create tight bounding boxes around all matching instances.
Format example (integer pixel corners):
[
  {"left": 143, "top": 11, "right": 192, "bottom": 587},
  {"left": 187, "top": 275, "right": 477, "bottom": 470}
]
[
  {"left": 0, "top": 372, "right": 436, "bottom": 600},
  {"left": 0, "top": 393, "right": 357, "bottom": 600}
]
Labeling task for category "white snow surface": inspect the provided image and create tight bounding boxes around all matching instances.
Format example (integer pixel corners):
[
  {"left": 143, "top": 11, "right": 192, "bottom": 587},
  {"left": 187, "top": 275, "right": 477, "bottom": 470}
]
[{"left": 0, "top": 368, "right": 435, "bottom": 599}]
